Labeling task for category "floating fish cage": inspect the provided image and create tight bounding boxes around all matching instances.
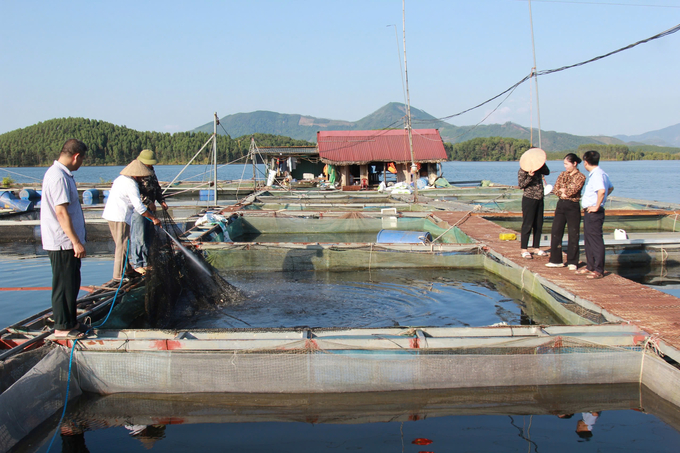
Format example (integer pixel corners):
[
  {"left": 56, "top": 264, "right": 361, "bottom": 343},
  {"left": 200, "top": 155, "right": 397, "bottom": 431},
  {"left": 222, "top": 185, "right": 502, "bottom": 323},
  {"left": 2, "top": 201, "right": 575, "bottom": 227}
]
[
  {"left": 2, "top": 324, "right": 680, "bottom": 451},
  {"left": 3, "top": 194, "right": 680, "bottom": 451},
  {"left": 189, "top": 213, "right": 478, "bottom": 273}
]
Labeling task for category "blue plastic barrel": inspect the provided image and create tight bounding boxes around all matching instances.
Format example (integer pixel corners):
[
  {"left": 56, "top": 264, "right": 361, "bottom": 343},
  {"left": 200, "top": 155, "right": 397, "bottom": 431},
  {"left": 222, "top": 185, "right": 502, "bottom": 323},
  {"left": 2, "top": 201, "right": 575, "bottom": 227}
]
[
  {"left": 82, "top": 189, "right": 100, "bottom": 205},
  {"left": 0, "top": 191, "right": 34, "bottom": 212},
  {"left": 199, "top": 190, "right": 215, "bottom": 201},
  {"left": 376, "top": 229, "right": 432, "bottom": 244},
  {"left": 19, "top": 188, "right": 40, "bottom": 200}
]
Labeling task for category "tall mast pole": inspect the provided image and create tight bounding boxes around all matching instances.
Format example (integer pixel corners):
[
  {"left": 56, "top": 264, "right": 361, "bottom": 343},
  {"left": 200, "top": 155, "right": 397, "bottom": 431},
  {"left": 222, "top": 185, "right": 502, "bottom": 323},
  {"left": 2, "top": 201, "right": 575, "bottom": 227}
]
[
  {"left": 213, "top": 112, "right": 218, "bottom": 206},
  {"left": 528, "top": 0, "right": 542, "bottom": 148},
  {"left": 251, "top": 137, "right": 257, "bottom": 184},
  {"left": 403, "top": 0, "right": 418, "bottom": 202}
]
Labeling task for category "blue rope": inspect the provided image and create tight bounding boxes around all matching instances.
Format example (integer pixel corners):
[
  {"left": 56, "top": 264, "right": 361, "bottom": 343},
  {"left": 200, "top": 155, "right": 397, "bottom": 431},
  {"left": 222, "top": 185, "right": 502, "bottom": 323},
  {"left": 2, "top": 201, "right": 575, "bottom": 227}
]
[
  {"left": 45, "top": 231, "right": 136, "bottom": 450},
  {"left": 45, "top": 338, "right": 79, "bottom": 453},
  {"left": 92, "top": 237, "right": 130, "bottom": 329}
]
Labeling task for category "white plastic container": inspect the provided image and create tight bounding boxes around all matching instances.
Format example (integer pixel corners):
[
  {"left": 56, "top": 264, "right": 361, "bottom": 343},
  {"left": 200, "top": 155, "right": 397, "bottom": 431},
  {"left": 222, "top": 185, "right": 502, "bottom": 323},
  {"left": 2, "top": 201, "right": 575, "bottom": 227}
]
[{"left": 614, "top": 229, "right": 628, "bottom": 240}]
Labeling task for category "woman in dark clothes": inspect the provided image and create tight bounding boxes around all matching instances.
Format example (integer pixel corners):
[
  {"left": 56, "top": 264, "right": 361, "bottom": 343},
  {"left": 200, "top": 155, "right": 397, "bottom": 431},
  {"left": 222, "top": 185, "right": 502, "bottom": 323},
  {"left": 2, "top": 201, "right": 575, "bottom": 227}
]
[
  {"left": 518, "top": 148, "right": 550, "bottom": 259},
  {"left": 545, "top": 153, "right": 586, "bottom": 270}
]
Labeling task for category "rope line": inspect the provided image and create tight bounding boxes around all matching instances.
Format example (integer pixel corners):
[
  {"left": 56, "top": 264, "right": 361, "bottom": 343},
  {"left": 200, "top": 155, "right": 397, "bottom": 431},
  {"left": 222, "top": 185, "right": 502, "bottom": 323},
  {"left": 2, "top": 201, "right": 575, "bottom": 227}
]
[
  {"left": 423, "top": 22, "right": 680, "bottom": 123},
  {"left": 92, "top": 238, "right": 130, "bottom": 328},
  {"left": 639, "top": 334, "right": 664, "bottom": 408},
  {"left": 518, "top": 1, "right": 680, "bottom": 9},
  {"left": 45, "top": 339, "right": 79, "bottom": 453},
  {"left": 432, "top": 206, "right": 480, "bottom": 243},
  {"left": 0, "top": 168, "right": 42, "bottom": 182}
]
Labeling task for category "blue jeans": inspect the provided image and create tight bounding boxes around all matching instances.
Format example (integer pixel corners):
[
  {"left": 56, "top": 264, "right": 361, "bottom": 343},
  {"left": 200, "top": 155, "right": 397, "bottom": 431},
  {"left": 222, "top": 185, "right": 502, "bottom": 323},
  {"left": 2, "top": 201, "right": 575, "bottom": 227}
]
[{"left": 130, "top": 211, "right": 154, "bottom": 268}]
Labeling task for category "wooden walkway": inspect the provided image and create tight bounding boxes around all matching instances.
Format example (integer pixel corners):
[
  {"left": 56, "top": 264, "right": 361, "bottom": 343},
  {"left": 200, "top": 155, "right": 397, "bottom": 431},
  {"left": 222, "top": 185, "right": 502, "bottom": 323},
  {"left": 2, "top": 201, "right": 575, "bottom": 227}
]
[{"left": 437, "top": 211, "right": 680, "bottom": 356}]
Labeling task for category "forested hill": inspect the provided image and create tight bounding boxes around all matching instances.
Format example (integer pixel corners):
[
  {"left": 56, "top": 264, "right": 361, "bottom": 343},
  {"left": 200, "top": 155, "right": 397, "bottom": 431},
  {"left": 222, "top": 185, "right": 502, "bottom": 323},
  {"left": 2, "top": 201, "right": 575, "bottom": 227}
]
[
  {"left": 195, "top": 102, "right": 619, "bottom": 152},
  {"left": 0, "top": 118, "right": 312, "bottom": 166},
  {"left": 445, "top": 138, "right": 680, "bottom": 162}
]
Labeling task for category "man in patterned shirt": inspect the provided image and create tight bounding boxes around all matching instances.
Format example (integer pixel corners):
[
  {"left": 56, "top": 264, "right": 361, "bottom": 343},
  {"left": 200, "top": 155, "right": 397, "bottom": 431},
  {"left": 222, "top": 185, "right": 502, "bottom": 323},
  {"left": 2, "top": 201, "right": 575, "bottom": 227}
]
[{"left": 130, "top": 150, "right": 168, "bottom": 273}]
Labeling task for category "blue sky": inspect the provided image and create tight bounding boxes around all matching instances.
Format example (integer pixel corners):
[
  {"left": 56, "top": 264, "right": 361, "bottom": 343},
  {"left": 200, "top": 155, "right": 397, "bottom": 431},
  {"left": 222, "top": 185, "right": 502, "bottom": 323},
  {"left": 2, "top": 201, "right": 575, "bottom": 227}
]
[{"left": 1, "top": 0, "right": 679, "bottom": 137}]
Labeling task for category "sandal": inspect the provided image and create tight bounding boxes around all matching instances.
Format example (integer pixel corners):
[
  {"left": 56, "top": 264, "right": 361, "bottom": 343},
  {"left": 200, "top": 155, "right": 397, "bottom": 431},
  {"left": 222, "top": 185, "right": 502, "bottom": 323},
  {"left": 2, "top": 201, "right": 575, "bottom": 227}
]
[
  {"left": 587, "top": 272, "right": 604, "bottom": 279},
  {"left": 76, "top": 323, "right": 93, "bottom": 335},
  {"left": 575, "top": 268, "right": 592, "bottom": 275},
  {"left": 534, "top": 250, "right": 548, "bottom": 257},
  {"left": 521, "top": 251, "right": 533, "bottom": 259}
]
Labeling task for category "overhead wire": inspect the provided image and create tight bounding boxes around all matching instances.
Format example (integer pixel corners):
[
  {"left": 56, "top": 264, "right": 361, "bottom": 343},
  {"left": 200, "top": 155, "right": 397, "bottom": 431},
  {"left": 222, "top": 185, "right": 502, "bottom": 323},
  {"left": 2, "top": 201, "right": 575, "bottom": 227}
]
[
  {"left": 315, "top": 117, "right": 412, "bottom": 158},
  {"left": 514, "top": 0, "right": 680, "bottom": 8},
  {"left": 418, "top": 22, "right": 680, "bottom": 124},
  {"left": 0, "top": 168, "right": 42, "bottom": 182}
]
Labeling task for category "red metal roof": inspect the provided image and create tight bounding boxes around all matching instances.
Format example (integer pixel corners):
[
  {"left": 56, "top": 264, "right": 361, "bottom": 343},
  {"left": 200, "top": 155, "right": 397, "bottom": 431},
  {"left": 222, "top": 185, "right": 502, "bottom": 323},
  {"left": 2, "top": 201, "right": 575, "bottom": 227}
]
[{"left": 317, "top": 129, "right": 447, "bottom": 164}]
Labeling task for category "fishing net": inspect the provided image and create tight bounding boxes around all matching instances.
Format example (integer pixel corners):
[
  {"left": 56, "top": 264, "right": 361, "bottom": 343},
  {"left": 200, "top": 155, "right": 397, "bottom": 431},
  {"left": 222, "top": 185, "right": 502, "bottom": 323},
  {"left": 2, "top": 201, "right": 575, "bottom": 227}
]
[
  {"left": 143, "top": 210, "right": 242, "bottom": 329},
  {"left": 68, "top": 334, "right": 669, "bottom": 395}
]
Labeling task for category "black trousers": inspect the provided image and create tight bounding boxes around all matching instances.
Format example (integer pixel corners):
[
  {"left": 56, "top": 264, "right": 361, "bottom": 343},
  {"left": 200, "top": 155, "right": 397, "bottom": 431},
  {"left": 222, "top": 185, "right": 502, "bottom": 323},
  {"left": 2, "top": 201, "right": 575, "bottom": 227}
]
[
  {"left": 521, "top": 196, "right": 544, "bottom": 249},
  {"left": 549, "top": 199, "right": 581, "bottom": 265},
  {"left": 48, "top": 250, "right": 81, "bottom": 330},
  {"left": 583, "top": 208, "right": 606, "bottom": 274}
]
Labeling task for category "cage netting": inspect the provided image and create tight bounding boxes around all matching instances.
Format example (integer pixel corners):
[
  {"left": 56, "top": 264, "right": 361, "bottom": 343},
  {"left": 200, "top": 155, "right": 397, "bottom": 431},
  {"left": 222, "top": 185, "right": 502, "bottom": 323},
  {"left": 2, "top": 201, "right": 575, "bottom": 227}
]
[{"left": 143, "top": 210, "right": 242, "bottom": 328}]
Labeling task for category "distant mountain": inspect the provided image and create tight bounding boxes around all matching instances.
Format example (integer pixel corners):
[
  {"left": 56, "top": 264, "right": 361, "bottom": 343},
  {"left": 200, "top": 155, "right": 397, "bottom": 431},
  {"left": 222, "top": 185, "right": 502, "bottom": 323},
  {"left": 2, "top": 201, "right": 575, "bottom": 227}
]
[
  {"left": 614, "top": 123, "right": 680, "bottom": 147},
  {"left": 193, "top": 103, "right": 441, "bottom": 143},
  {"left": 194, "top": 111, "right": 354, "bottom": 142},
  {"left": 195, "top": 102, "right": 619, "bottom": 152}
]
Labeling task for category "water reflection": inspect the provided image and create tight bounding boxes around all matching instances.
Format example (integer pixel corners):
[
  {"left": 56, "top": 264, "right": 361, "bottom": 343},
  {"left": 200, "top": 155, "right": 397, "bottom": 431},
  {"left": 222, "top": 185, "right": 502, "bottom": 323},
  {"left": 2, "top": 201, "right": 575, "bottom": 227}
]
[{"left": 21, "top": 384, "right": 679, "bottom": 452}]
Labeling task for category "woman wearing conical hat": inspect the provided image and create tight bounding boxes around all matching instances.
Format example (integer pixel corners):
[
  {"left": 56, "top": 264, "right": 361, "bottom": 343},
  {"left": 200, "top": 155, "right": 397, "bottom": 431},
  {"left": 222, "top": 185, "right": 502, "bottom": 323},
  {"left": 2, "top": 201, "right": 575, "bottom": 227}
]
[
  {"left": 518, "top": 148, "right": 550, "bottom": 259},
  {"left": 102, "top": 159, "right": 161, "bottom": 282}
]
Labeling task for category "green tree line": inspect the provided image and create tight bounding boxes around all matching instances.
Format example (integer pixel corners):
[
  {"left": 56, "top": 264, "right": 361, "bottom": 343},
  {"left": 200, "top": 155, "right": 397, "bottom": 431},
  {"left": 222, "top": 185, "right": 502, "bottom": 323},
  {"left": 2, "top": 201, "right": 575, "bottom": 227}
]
[
  {"left": 444, "top": 137, "right": 533, "bottom": 161},
  {"left": 444, "top": 137, "right": 680, "bottom": 162},
  {"left": 0, "top": 118, "right": 313, "bottom": 166},
  {"left": 546, "top": 144, "right": 680, "bottom": 161}
]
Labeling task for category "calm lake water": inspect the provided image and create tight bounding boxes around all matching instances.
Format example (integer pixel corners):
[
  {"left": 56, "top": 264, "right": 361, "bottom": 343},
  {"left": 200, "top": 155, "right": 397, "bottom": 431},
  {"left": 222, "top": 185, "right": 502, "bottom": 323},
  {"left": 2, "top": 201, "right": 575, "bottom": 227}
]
[
  {"left": 2, "top": 159, "right": 680, "bottom": 204},
  {"left": 2, "top": 160, "right": 680, "bottom": 452}
]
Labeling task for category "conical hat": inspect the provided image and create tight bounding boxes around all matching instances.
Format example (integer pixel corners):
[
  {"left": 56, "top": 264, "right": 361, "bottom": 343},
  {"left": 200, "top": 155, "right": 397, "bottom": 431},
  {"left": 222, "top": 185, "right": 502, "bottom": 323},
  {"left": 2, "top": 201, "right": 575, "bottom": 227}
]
[
  {"left": 519, "top": 148, "right": 546, "bottom": 172},
  {"left": 137, "top": 149, "right": 158, "bottom": 165},
  {"left": 120, "top": 159, "right": 153, "bottom": 177}
]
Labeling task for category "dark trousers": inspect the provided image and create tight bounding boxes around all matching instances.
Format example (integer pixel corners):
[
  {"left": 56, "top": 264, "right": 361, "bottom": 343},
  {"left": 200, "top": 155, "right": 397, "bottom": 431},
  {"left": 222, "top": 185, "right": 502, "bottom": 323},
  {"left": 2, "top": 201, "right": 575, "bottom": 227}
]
[
  {"left": 583, "top": 208, "right": 606, "bottom": 274},
  {"left": 521, "top": 196, "right": 544, "bottom": 249},
  {"left": 48, "top": 250, "right": 81, "bottom": 330},
  {"left": 549, "top": 199, "right": 581, "bottom": 265}
]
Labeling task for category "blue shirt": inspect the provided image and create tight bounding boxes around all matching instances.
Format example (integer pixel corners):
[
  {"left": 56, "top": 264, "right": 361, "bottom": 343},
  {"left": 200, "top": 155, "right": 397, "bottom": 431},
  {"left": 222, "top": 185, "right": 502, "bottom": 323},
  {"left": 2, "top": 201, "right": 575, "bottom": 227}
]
[{"left": 581, "top": 166, "right": 612, "bottom": 209}]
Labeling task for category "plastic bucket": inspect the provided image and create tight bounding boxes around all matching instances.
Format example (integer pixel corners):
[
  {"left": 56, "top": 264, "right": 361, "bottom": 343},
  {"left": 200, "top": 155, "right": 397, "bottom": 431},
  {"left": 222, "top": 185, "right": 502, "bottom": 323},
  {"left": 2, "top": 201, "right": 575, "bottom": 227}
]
[
  {"left": 82, "top": 189, "right": 100, "bottom": 205},
  {"left": 376, "top": 229, "right": 432, "bottom": 244},
  {"left": 19, "top": 188, "right": 40, "bottom": 200}
]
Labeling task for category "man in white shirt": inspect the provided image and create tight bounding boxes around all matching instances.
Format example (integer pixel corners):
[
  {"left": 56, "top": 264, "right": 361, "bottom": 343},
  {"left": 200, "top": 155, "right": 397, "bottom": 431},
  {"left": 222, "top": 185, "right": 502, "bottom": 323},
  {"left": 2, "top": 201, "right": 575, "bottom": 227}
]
[
  {"left": 578, "top": 151, "right": 614, "bottom": 279},
  {"left": 102, "top": 159, "right": 161, "bottom": 281},
  {"left": 576, "top": 412, "right": 600, "bottom": 440},
  {"left": 40, "top": 139, "right": 88, "bottom": 339}
]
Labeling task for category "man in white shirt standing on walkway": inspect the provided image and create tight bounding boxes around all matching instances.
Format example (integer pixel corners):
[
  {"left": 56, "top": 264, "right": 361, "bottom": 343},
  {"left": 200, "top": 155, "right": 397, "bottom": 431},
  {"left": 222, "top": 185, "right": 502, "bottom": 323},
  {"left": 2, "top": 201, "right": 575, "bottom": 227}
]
[
  {"left": 40, "top": 139, "right": 89, "bottom": 339},
  {"left": 578, "top": 150, "right": 614, "bottom": 279},
  {"left": 103, "top": 159, "right": 161, "bottom": 282}
]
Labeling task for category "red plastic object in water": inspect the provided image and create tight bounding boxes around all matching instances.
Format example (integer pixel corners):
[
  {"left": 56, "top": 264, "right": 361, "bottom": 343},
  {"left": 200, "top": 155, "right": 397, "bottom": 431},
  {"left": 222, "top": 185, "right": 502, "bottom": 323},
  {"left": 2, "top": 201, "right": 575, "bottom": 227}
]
[{"left": 412, "top": 438, "right": 433, "bottom": 445}]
